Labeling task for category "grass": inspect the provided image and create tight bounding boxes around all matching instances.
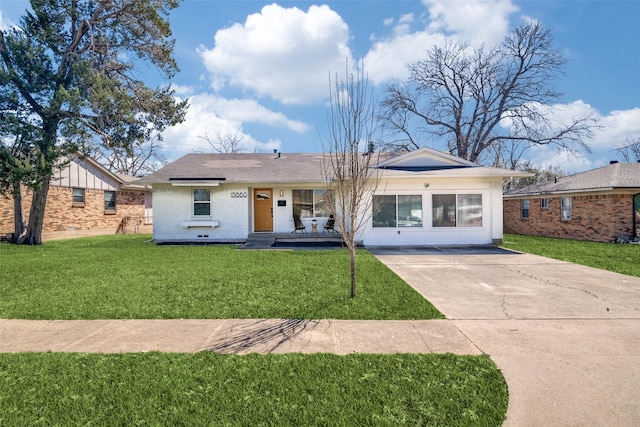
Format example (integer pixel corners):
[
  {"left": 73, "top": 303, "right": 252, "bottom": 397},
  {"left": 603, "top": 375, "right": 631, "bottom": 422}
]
[
  {"left": 0, "top": 234, "right": 442, "bottom": 320},
  {"left": 0, "top": 235, "right": 507, "bottom": 426},
  {"left": 0, "top": 352, "right": 508, "bottom": 426},
  {"left": 502, "top": 233, "right": 640, "bottom": 277}
]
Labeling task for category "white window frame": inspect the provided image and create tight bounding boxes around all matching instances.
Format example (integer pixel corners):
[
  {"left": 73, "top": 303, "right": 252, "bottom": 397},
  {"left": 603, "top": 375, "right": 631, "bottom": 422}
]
[
  {"left": 292, "top": 189, "right": 331, "bottom": 218},
  {"left": 372, "top": 194, "right": 423, "bottom": 228},
  {"left": 72, "top": 188, "right": 85, "bottom": 205},
  {"left": 104, "top": 191, "right": 116, "bottom": 212},
  {"left": 561, "top": 197, "right": 572, "bottom": 221},
  {"left": 521, "top": 199, "right": 530, "bottom": 219},
  {"left": 540, "top": 198, "right": 548, "bottom": 209},
  {"left": 193, "top": 189, "right": 211, "bottom": 217},
  {"left": 432, "top": 193, "right": 483, "bottom": 228}
]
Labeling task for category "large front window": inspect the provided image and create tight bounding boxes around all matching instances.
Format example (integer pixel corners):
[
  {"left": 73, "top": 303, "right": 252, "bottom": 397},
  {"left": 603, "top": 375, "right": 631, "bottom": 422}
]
[
  {"left": 293, "top": 190, "right": 330, "bottom": 218},
  {"left": 432, "top": 194, "right": 483, "bottom": 227},
  {"left": 193, "top": 189, "right": 211, "bottom": 216},
  {"left": 373, "top": 195, "right": 423, "bottom": 228}
]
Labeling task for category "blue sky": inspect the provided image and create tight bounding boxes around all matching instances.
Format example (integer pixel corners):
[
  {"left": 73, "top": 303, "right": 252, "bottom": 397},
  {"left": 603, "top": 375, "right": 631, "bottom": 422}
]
[{"left": 2, "top": 0, "right": 639, "bottom": 173}]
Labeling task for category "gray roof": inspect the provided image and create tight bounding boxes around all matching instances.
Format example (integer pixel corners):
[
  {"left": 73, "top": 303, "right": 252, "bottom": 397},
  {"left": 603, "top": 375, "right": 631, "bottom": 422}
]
[
  {"left": 138, "top": 151, "right": 528, "bottom": 185},
  {"left": 138, "top": 153, "right": 329, "bottom": 184},
  {"left": 505, "top": 162, "right": 640, "bottom": 196}
]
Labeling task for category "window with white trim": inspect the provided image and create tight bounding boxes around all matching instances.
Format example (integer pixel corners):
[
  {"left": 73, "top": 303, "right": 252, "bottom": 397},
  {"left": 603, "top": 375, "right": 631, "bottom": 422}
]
[
  {"left": 193, "top": 189, "right": 211, "bottom": 216},
  {"left": 104, "top": 191, "right": 116, "bottom": 212},
  {"left": 72, "top": 188, "right": 85, "bottom": 205},
  {"left": 540, "top": 198, "right": 548, "bottom": 209},
  {"left": 293, "top": 189, "right": 331, "bottom": 218},
  {"left": 372, "top": 195, "right": 423, "bottom": 228},
  {"left": 432, "top": 194, "right": 483, "bottom": 228},
  {"left": 561, "top": 197, "right": 572, "bottom": 221},
  {"left": 521, "top": 199, "right": 530, "bottom": 219}
]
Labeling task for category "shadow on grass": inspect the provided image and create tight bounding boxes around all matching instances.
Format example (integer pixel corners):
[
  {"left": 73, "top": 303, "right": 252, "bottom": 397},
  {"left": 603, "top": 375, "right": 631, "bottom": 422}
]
[{"left": 203, "top": 319, "right": 320, "bottom": 354}]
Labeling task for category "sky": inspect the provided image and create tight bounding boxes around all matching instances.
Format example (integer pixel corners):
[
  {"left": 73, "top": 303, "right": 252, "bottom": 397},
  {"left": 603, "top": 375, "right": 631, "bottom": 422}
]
[{"left": 1, "top": 0, "right": 640, "bottom": 173}]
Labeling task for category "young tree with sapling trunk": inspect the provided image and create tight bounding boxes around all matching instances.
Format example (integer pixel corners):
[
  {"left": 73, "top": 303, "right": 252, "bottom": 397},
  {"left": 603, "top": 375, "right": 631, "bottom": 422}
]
[{"left": 322, "top": 61, "right": 382, "bottom": 298}]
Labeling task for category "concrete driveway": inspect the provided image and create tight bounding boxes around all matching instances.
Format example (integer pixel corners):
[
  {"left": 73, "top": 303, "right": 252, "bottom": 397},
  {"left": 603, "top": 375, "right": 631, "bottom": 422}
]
[{"left": 370, "top": 246, "right": 640, "bottom": 427}]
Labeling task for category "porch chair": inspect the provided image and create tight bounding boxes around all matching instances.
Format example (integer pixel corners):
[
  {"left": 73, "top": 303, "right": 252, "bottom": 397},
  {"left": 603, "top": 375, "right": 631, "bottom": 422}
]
[
  {"left": 323, "top": 215, "right": 337, "bottom": 233},
  {"left": 292, "top": 215, "right": 306, "bottom": 233}
]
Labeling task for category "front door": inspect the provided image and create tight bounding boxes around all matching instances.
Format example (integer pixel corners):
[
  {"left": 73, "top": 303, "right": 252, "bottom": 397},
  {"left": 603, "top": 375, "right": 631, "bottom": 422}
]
[{"left": 254, "top": 188, "right": 273, "bottom": 232}]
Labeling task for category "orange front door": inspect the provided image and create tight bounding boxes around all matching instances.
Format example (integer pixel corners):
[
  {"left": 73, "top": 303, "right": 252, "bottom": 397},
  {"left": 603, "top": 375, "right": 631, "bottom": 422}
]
[{"left": 254, "top": 188, "right": 273, "bottom": 232}]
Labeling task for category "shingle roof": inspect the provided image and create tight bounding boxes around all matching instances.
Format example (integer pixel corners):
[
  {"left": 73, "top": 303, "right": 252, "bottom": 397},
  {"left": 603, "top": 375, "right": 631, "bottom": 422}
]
[
  {"left": 138, "top": 151, "right": 528, "bottom": 185},
  {"left": 505, "top": 162, "right": 640, "bottom": 196}
]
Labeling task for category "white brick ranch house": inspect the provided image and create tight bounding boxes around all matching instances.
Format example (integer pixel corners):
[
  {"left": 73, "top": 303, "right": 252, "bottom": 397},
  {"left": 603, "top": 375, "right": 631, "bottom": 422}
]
[{"left": 138, "top": 147, "right": 527, "bottom": 246}]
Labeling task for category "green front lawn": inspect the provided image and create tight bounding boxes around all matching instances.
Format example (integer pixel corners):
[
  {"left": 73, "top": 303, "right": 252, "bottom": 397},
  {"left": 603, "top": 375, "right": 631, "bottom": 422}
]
[
  {"left": 0, "top": 235, "right": 508, "bottom": 426},
  {"left": 502, "top": 233, "right": 640, "bottom": 278},
  {"left": 0, "top": 235, "right": 442, "bottom": 320},
  {"left": 0, "top": 352, "right": 507, "bottom": 426}
]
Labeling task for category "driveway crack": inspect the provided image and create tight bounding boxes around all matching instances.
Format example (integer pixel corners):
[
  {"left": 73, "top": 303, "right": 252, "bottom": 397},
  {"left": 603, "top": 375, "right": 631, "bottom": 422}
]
[{"left": 501, "top": 264, "right": 640, "bottom": 313}]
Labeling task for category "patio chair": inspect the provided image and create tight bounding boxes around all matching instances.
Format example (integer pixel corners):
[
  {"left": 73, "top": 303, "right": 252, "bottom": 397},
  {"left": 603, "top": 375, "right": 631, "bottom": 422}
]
[
  {"left": 323, "top": 215, "right": 337, "bottom": 233},
  {"left": 292, "top": 215, "right": 306, "bottom": 233}
]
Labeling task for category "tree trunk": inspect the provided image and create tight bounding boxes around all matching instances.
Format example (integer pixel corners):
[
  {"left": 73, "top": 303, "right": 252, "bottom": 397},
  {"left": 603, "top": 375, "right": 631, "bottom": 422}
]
[
  {"left": 349, "top": 245, "right": 357, "bottom": 298},
  {"left": 12, "top": 182, "right": 26, "bottom": 243},
  {"left": 17, "top": 178, "right": 50, "bottom": 245}
]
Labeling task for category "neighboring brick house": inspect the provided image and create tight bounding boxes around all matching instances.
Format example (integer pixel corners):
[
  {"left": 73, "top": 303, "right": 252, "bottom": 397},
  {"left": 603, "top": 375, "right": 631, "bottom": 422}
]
[
  {"left": 0, "top": 153, "right": 152, "bottom": 239},
  {"left": 504, "top": 162, "right": 640, "bottom": 243}
]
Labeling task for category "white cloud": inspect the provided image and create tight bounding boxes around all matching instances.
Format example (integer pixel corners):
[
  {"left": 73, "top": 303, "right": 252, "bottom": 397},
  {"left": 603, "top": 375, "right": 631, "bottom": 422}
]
[
  {"left": 365, "top": 31, "right": 447, "bottom": 84},
  {"left": 197, "top": 4, "right": 352, "bottom": 105},
  {"left": 501, "top": 101, "right": 640, "bottom": 172},
  {"left": 526, "top": 145, "right": 593, "bottom": 174},
  {"left": 0, "top": 11, "right": 17, "bottom": 30},
  {"left": 364, "top": 0, "right": 520, "bottom": 84},
  {"left": 424, "top": 0, "right": 519, "bottom": 46},
  {"left": 170, "top": 84, "right": 195, "bottom": 96},
  {"left": 590, "top": 108, "right": 640, "bottom": 151},
  {"left": 161, "top": 94, "right": 310, "bottom": 158},
  {"left": 393, "top": 13, "right": 415, "bottom": 36}
]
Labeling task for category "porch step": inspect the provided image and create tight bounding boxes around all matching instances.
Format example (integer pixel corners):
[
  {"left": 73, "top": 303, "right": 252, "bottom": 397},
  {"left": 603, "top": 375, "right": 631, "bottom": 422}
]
[{"left": 239, "top": 233, "right": 344, "bottom": 250}]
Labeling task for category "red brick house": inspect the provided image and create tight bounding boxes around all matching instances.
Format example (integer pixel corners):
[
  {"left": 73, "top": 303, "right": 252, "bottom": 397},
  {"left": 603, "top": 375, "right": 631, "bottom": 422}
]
[
  {"left": 503, "top": 162, "right": 640, "bottom": 243},
  {"left": 0, "top": 153, "right": 152, "bottom": 240}
]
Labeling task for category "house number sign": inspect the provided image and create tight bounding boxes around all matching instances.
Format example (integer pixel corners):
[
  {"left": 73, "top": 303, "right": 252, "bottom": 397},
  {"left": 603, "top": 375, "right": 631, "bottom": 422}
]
[{"left": 230, "top": 192, "right": 248, "bottom": 198}]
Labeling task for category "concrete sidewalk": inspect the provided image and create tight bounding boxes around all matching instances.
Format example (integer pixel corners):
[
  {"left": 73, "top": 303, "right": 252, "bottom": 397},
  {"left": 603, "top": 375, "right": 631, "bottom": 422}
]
[{"left": 0, "top": 318, "right": 480, "bottom": 355}]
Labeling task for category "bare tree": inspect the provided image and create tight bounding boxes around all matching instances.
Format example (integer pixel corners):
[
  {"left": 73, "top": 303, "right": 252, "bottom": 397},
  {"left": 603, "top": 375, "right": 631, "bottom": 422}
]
[
  {"left": 382, "top": 22, "right": 598, "bottom": 164},
  {"left": 83, "top": 135, "right": 168, "bottom": 177},
  {"left": 322, "top": 62, "right": 382, "bottom": 298},
  {"left": 613, "top": 137, "right": 640, "bottom": 162},
  {"left": 200, "top": 132, "right": 248, "bottom": 153},
  {"left": 505, "top": 160, "right": 565, "bottom": 191}
]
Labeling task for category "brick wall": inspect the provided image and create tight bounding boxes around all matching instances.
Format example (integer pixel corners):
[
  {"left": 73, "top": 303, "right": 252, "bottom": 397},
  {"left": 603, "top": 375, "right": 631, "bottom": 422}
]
[
  {"left": 0, "top": 186, "right": 148, "bottom": 235},
  {"left": 504, "top": 193, "right": 635, "bottom": 243}
]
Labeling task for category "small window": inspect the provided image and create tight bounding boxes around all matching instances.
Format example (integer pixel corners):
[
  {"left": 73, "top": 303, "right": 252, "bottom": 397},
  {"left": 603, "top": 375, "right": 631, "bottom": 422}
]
[
  {"left": 540, "top": 198, "right": 548, "bottom": 209},
  {"left": 561, "top": 197, "right": 572, "bottom": 221},
  {"left": 72, "top": 188, "right": 85, "bottom": 205},
  {"left": 104, "top": 191, "right": 116, "bottom": 212},
  {"left": 521, "top": 199, "right": 530, "bottom": 219},
  {"left": 193, "top": 189, "right": 211, "bottom": 216}
]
